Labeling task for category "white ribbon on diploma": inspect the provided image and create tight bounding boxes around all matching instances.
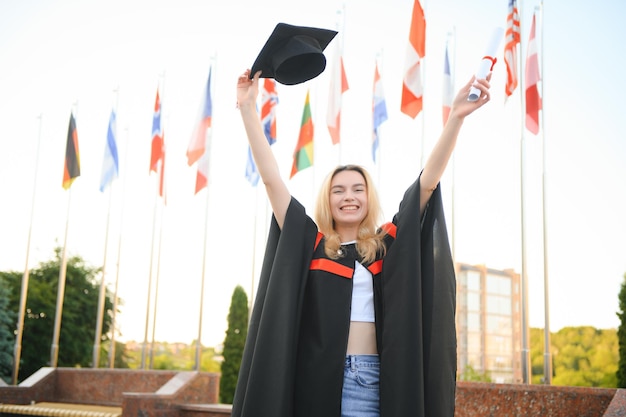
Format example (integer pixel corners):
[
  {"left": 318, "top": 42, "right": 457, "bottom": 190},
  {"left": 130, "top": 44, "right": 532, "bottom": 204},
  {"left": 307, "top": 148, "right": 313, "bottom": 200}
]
[{"left": 468, "top": 27, "right": 504, "bottom": 101}]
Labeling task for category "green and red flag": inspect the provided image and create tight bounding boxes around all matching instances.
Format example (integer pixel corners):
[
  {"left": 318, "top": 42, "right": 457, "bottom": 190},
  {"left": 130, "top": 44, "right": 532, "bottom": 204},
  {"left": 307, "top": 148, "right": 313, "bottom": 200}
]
[{"left": 290, "top": 90, "right": 314, "bottom": 178}]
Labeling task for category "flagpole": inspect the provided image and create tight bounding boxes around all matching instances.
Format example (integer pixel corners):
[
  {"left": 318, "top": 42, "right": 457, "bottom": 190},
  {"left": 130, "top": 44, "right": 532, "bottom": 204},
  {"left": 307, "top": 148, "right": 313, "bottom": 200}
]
[
  {"left": 150, "top": 203, "right": 164, "bottom": 369},
  {"left": 518, "top": 0, "right": 532, "bottom": 384},
  {"left": 195, "top": 57, "right": 216, "bottom": 370},
  {"left": 249, "top": 188, "right": 259, "bottom": 322},
  {"left": 448, "top": 28, "right": 457, "bottom": 261},
  {"left": 93, "top": 89, "right": 119, "bottom": 368},
  {"left": 537, "top": 2, "right": 552, "bottom": 385},
  {"left": 51, "top": 186, "right": 73, "bottom": 368},
  {"left": 51, "top": 104, "right": 79, "bottom": 368},
  {"left": 109, "top": 125, "right": 130, "bottom": 368},
  {"left": 375, "top": 51, "right": 383, "bottom": 188},
  {"left": 93, "top": 182, "right": 113, "bottom": 368},
  {"left": 419, "top": 0, "right": 427, "bottom": 169},
  {"left": 141, "top": 190, "right": 158, "bottom": 369},
  {"left": 336, "top": 5, "right": 345, "bottom": 165},
  {"left": 13, "top": 113, "right": 43, "bottom": 384}
]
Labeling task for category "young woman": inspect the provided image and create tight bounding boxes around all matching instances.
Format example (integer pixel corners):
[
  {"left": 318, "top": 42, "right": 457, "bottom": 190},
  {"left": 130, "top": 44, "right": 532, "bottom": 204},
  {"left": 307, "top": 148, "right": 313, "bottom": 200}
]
[{"left": 232, "top": 69, "right": 491, "bottom": 417}]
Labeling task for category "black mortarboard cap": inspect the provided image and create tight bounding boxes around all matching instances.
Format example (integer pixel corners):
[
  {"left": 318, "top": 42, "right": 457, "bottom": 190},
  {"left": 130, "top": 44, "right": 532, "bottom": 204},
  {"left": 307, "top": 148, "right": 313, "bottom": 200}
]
[{"left": 250, "top": 23, "right": 338, "bottom": 85}]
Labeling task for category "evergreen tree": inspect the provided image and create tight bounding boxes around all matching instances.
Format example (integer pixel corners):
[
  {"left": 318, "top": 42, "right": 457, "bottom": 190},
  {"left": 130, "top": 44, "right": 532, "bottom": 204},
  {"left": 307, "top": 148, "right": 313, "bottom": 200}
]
[
  {"left": 219, "top": 285, "right": 248, "bottom": 404},
  {"left": 0, "top": 275, "right": 15, "bottom": 384},
  {"left": 617, "top": 273, "right": 626, "bottom": 388}
]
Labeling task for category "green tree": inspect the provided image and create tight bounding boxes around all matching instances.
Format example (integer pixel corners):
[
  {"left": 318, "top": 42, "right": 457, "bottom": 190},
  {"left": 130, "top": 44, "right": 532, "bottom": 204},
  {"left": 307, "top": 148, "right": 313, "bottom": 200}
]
[
  {"left": 552, "top": 327, "right": 617, "bottom": 387},
  {"left": 1, "top": 247, "right": 116, "bottom": 381},
  {"left": 617, "top": 273, "right": 626, "bottom": 387},
  {"left": 458, "top": 364, "right": 492, "bottom": 382},
  {"left": 219, "top": 285, "right": 248, "bottom": 404},
  {"left": 0, "top": 275, "right": 15, "bottom": 383},
  {"left": 531, "top": 326, "right": 618, "bottom": 388}
]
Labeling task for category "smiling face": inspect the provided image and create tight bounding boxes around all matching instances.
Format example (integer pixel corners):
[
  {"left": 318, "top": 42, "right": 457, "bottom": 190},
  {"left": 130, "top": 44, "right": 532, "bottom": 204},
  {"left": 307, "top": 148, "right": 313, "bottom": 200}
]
[{"left": 329, "top": 169, "right": 369, "bottom": 233}]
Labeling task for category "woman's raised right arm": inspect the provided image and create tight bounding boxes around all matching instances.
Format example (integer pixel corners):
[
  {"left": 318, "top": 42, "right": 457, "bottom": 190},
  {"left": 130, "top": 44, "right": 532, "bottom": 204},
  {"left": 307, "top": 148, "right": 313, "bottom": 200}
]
[{"left": 237, "top": 70, "right": 291, "bottom": 228}]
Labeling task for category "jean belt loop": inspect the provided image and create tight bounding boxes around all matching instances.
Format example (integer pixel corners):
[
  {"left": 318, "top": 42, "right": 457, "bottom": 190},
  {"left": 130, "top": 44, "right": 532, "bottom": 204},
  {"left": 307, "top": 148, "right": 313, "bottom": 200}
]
[{"left": 350, "top": 355, "right": 356, "bottom": 371}]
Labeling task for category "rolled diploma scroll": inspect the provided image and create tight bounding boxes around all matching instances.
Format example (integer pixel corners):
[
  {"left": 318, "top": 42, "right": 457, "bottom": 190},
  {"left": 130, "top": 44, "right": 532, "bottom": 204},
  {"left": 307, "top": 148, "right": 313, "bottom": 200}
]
[{"left": 468, "top": 26, "right": 504, "bottom": 101}]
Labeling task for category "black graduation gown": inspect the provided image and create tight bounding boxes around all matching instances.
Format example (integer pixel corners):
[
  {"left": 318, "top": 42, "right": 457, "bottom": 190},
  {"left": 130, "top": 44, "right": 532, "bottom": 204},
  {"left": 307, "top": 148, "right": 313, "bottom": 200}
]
[{"left": 231, "top": 176, "right": 457, "bottom": 417}]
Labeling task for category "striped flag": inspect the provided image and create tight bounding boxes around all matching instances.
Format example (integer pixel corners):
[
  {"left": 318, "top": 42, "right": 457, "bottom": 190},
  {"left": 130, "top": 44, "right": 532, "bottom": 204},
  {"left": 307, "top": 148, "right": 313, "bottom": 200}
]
[
  {"left": 525, "top": 13, "right": 542, "bottom": 134},
  {"left": 149, "top": 89, "right": 163, "bottom": 173},
  {"left": 261, "top": 78, "right": 278, "bottom": 145},
  {"left": 372, "top": 62, "right": 388, "bottom": 162},
  {"left": 442, "top": 43, "right": 453, "bottom": 126},
  {"left": 62, "top": 113, "right": 80, "bottom": 189},
  {"left": 327, "top": 43, "right": 349, "bottom": 145},
  {"left": 187, "top": 67, "right": 213, "bottom": 166},
  {"left": 158, "top": 131, "right": 167, "bottom": 201},
  {"left": 99, "top": 108, "right": 119, "bottom": 192},
  {"left": 504, "top": 0, "right": 521, "bottom": 98},
  {"left": 401, "top": 0, "right": 426, "bottom": 118},
  {"left": 290, "top": 90, "right": 314, "bottom": 178},
  {"left": 195, "top": 150, "right": 208, "bottom": 194},
  {"left": 246, "top": 79, "right": 278, "bottom": 186}
]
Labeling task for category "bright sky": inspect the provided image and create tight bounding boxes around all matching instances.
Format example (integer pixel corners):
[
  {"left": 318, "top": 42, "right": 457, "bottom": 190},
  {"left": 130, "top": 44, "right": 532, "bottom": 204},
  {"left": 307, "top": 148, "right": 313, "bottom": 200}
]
[{"left": 1, "top": 0, "right": 625, "bottom": 348}]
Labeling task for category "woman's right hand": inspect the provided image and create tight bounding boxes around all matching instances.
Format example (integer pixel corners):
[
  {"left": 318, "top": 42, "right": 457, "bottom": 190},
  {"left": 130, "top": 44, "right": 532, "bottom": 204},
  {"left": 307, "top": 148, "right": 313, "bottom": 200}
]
[{"left": 237, "top": 69, "right": 261, "bottom": 110}]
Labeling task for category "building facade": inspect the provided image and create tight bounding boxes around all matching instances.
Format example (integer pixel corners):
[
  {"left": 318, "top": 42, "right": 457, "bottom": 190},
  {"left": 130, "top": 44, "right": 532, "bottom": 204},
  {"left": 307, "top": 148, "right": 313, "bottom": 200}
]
[{"left": 455, "top": 263, "right": 523, "bottom": 383}]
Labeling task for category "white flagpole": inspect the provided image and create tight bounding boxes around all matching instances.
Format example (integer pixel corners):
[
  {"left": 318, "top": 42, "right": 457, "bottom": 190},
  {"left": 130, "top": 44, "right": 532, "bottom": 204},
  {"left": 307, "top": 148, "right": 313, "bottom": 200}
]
[
  {"left": 93, "top": 88, "right": 119, "bottom": 368},
  {"left": 51, "top": 104, "right": 79, "bottom": 368},
  {"left": 420, "top": 0, "right": 428, "bottom": 169},
  {"left": 196, "top": 57, "right": 216, "bottom": 370},
  {"left": 448, "top": 28, "right": 457, "bottom": 261},
  {"left": 141, "top": 190, "right": 158, "bottom": 369},
  {"left": 518, "top": 0, "right": 532, "bottom": 384},
  {"left": 13, "top": 113, "right": 43, "bottom": 384},
  {"left": 51, "top": 187, "right": 73, "bottom": 368},
  {"left": 538, "top": 2, "right": 552, "bottom": 385},
  {"left": 150, "top": 202, "right": 164, "bottom": 368},
  {"left": 93, "top": 181, "right": 113, "bottom": 368},
  {"left": 374, "top": 50, "right": 384, "bottom": 189},
  {"left": 108, "top": 125, "right": 130, "bottom": 368}
]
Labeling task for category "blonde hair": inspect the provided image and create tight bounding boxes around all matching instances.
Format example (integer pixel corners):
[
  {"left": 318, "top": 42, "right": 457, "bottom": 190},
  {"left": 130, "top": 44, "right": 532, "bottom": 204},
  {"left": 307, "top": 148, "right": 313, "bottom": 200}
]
[{"left": 314, "top": 165, "right": 387, "bottom": 264}]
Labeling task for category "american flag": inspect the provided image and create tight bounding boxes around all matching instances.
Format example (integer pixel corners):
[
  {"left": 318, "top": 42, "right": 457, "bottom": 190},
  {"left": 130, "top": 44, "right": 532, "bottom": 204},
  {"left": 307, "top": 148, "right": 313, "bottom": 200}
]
[{"left": 504, "top": 0, "right": 521, "bottom": 98}]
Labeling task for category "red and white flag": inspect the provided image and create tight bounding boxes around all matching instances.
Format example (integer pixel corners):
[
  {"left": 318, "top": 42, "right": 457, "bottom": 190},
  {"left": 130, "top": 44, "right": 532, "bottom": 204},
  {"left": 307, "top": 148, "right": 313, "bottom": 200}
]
[
  {"left": 525, "top": 13, "right": 542, "bottom": 134},
  {"left": 327, "top": 42, "right": 349, "bottom": 145},
  {"left": 401, "top": 0, "right": 426, "bottom": 119}
]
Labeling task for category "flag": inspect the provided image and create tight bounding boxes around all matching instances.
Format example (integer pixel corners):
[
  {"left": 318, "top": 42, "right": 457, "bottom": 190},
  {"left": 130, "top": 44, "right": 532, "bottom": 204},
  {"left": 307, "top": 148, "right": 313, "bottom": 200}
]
[
  {"left": 99, "top": 109, "right": 119, "bottom": 192},
  {"left": 149, "top": 89, "right": 163, "bottom": 173},
  {"left": 504, "top": 0, "right": 521, "bottom": 98},
  {"left": 245, "top": 147, "right": 260, "bottom": 187},
  {"left": 246, "top": 79, "right": 278, "bottom": 186},
  {"left": 401, "top": 0, "right": 426, "bottom": 118},
  {"left": 62, "top": 113, "right": 80, "bottom": 189},
  {"left": 290, "top": 90, "right": 314, "bottom": 178},
  {"left": 158, "top": 131, "right": 167, "bottom": 201},
  {"left": 442, "top": 43, "right": 453, "bottom": 126},
  {"left": 195, "top": 149, "right": 208, "bottom": 194},
  {"left": 525, "top": 13, "right": 542, "bottom": 135},
  {"left": 372, "top": 62, "right": 388, "bottom": 162},
  {"left": 187, "top": 67, "right": 213, "bottom": 166},
  {"left": 261, "top": 78, "right": 278, "bottom": 145},
  {"left": 327, "top": 43, "right": 349, "bottom": 144}
]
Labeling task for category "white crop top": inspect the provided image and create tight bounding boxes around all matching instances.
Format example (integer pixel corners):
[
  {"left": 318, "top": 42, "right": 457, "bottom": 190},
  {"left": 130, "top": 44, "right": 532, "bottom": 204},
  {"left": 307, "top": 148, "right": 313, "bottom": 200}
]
[{"left": 351, "top": 262, "right": 375, "bottom": 322}]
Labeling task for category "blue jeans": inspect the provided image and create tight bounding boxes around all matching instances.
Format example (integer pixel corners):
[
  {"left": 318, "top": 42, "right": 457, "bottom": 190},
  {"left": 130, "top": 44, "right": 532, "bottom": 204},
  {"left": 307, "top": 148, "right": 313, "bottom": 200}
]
[{"left": 341, "top": 355, "right": 380, "bottom": 417}]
